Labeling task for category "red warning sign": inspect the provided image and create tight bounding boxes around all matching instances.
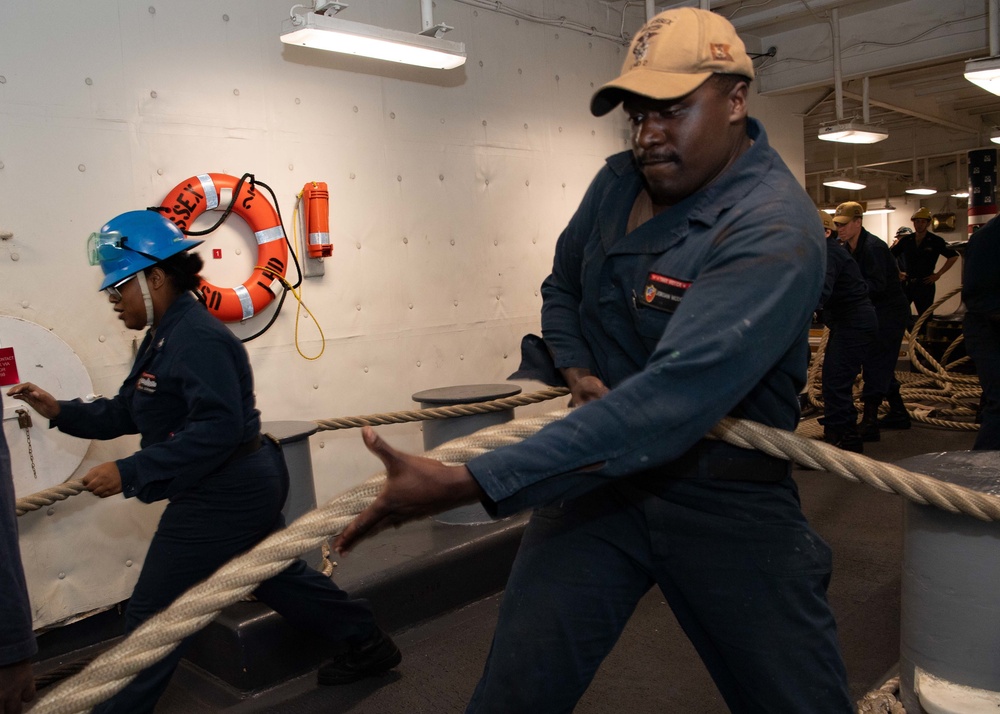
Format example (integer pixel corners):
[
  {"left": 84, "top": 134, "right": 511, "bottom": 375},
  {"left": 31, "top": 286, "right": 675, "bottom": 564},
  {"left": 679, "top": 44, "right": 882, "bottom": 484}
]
[{"left": 0, "top": 347, "right": 19, "bottom": 386}]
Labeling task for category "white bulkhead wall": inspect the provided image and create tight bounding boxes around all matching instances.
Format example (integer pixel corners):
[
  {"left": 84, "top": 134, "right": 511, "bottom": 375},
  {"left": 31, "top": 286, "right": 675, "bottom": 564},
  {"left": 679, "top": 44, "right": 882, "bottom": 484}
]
[{"left": 0, "top": 0, "right": 807, "bottom": 627}]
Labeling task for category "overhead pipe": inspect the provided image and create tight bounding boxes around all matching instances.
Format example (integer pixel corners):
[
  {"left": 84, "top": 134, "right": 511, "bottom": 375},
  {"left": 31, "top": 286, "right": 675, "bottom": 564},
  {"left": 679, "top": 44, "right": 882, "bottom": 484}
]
[
  {"left": 863, "top": 76, "right": 871, "bottom": 124},
  {"left": 421, "top": 0, "right": 433, "bottom": 31},
  {"left": 832, "top": 8, "right": 844, "bottom": 123},
  {"left": 992, "top": 0, "right": 999, "bottom": 57},
  {"left": 804, "top": 146, "right": 1000, "bottom": 176}
]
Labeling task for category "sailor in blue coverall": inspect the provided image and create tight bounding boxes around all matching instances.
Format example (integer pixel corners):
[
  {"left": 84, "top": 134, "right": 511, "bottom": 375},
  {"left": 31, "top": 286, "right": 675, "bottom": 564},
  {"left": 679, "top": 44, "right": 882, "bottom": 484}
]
[
  {"left": 334, "top": 9, "right": 853, "bottom": 713},
  {"left": 8, "top": 210, "right": 399, "bottom": 713},
  {"left": 0, "top": 394, "right": 38, "bottom": 714},
  {"left": 816, "top": 211, "right": 877, "bottom": 452},
  {"left": 833, "top": 202, "right": 910, "bottom": 442},
  {"left": 962, "top": 215, "right": 1000, "bottom": 450},
  {"left": 891, "top": 207, "right": 959, "bottom": 328}
]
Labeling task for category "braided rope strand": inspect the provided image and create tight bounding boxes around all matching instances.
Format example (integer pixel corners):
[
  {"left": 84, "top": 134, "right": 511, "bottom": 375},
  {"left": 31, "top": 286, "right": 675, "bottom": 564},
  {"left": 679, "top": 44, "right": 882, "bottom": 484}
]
[
  {"left": 15, "top": 388, "right": 571, "bottom": 518},
  {"left": 27, "top": 409, "right": 1000, "bottom": 712}
]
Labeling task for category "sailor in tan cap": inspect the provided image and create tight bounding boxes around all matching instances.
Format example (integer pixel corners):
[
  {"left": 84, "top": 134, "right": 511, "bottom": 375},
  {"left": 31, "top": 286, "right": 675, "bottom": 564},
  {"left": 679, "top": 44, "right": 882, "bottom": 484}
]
[
  {"left": 891, "top": 206, "right": 959, "bottom": 330},
  {"left": 832, "top": 200, "right": 909, "bottom": 441},
  {"left": 815, "top": 210, "right": 877, "bottom": 453},
  {"left": 336, "top": 8, "right": 852, "bottom": 713}
]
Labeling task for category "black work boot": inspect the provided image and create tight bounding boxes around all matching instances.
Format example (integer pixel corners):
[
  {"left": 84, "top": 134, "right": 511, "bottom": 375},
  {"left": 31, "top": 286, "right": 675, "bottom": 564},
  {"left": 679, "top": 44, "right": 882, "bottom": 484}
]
[
  {"left": 878, "top": 383, "right": 911, "bottom": 430},
  {"left": 318, "top": 628, "right": 402, "bottom": 686},
  {"left": 823, "top": 426, "right": 864, "bottom": 454},
  {"left": 858, "top": 398, "right": 881, "bottom": 442}
]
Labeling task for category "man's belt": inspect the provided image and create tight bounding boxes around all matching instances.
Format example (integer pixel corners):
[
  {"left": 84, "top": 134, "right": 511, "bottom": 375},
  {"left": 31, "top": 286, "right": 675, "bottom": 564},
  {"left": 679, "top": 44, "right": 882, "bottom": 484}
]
[
  {"left": 633, "top": 439, "right": 791, "bottom": 489},
  {"left": 222, "top": 434, "right": 263, "bottom": 467}
]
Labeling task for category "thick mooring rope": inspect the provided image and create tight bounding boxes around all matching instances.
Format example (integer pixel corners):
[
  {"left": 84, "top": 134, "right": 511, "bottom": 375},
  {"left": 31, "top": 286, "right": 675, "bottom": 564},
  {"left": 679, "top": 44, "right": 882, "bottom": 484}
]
[
  {"left": 15, "top": 387, "right": 572, "bottom": 517},
  {"left": 25, "top": 412, "right": 562, "bottom": 714},
  {"left": 312, "top": 387, "right": 571, "bottom": 431},
  {"left": 25, "top": 409, "right": 1000, "bottom": 712},
  {"left": 856, "top": 676, "right": 905, "bottom": 714},
  {"left": 14, "top": 480, "right": 88, "bottom": 517}
]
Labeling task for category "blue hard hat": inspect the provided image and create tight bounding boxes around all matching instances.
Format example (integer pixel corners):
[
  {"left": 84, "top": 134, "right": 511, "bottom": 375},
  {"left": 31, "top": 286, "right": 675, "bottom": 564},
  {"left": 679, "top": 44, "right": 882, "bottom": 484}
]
[{"left": 87, "top": 210, "right": 204, "bottom": 290}]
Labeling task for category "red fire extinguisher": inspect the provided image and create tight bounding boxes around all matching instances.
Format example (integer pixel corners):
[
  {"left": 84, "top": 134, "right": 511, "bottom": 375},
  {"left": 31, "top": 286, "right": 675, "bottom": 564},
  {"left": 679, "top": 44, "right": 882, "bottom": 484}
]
[{"left": 302, "top": 181, "right": 332, "bottom": 258}]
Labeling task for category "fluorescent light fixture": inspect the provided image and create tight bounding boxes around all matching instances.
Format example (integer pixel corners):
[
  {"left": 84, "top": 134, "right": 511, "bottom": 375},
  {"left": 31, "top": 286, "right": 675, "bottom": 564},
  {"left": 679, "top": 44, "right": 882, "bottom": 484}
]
[
  {"left": 990, "top": 128, "right": 1000, "bottom": 145},
  {"left": 866, "top": 201, "right": 896, "bottom": 215},
  {"left": 823, "top": 174, "right": 866, "bottom": 191},
  {"left": 905, "top": 185, "right": 937, "bottom": 196},
  {"left": 965, "top": 56, "right": 1000, "bottom": 96},
  {"left": 952, "top": 190, "right": 970, "bottom": 198},
  {"left": 281, "top": 12, "right": 466, "bottom": 70},
  {"left": 818, "top": 122, "right": 888, "bottom": 144}
]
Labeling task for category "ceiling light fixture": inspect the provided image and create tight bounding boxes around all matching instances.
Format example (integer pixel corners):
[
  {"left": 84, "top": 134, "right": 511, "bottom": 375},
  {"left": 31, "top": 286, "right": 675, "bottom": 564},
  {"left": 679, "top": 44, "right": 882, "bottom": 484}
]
[
  {"left": 905, "top": 157, "right": 936, "bottom": 196},
  {"left": 822, "top": 144, "right": 866, "bottom": 190},
  {"left": 280, "top": 1, "right": 467, "bottom": 70},
  {"left": 951, "top": 152, "right": 969, "bottom": 198},
  {"left": 991, "top": 128, "right": 1000, "bottom": 145},
  {"left": 820, "top": 15, "right": 887, "bottom": 144},
  {"left": 965, "top": 1, "right": 1000, "bottom": 95},
  {"left": 823, "top": 174, "right": 867, "bottom": 190},
  {"left": 866, "top": 182, "right": 895, "bottom": 215},
  {"left": 866, "top": 201, "right": 896, "bottom": 215},
  {"left": 965, "top": 56, "right": 1000, "bottom": 97},
  {"left": 818, "top": 122, "right": 889, "bottom": 144}
]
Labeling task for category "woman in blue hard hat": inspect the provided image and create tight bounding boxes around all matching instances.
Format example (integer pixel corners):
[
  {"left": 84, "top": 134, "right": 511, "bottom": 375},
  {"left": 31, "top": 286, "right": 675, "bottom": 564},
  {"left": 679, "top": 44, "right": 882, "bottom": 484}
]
[{"left": 8, "top": 210, "right": 400, "bottom": 713}]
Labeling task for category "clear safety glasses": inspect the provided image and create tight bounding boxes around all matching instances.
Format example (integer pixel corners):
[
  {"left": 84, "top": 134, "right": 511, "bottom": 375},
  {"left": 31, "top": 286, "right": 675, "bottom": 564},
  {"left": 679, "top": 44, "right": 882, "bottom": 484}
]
[
  {"left": 104, "top": 275, "right": 135, "bottom": 302},
  {"left": 87, "top": 230, "right": 125, "bottom": 266}
]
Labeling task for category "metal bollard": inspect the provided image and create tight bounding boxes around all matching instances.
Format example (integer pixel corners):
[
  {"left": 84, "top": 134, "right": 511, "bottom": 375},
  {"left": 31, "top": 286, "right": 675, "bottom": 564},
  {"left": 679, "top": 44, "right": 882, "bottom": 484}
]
[
  {"left": 263, "top": 420, "right": 321, "bottom": 558},
  {"left": 411, "top": 383, "right": 522, "bottom": 525},
  {"left": 897, "top": 450, "right": 1000, "bottom": 714}
]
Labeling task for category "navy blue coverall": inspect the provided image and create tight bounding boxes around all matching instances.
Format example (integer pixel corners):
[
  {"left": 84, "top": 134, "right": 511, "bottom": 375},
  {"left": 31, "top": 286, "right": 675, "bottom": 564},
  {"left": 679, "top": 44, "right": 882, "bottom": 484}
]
[
  {"left": 51, "top": 293, "right": 377, "bottom": 713},
  {"left": 891, "top": 231, "right": 958, "bottom": 325},
  {"left": 848, "top": 229, "right": 909, "bottom": 401},
  {"left": 962, "top": 217, "right": 1000, "bottom": 450},
  {"left": 817, "top": 238, "right": 877, "bottom": 431},
  {"left": 0, "top": 394, "right": 38, "bottom": 676},
  {"left": 465, "top": 119, "right": 852, "bottom": 714}
]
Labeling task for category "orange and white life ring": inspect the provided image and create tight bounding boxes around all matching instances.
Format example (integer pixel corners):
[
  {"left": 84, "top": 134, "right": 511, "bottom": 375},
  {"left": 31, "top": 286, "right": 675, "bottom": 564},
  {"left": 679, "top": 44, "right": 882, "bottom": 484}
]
[{"left": 159, "top": 173, "right": 288, "bottom": 322}]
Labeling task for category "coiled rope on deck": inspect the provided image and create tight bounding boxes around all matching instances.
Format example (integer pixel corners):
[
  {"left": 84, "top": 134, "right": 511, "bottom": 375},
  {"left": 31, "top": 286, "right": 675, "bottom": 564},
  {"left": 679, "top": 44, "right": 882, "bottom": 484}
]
[
  {"left": 805, "top": 286, "right": 983, "bottom": 433},
  {"left": 25, "top": 409, "right": 1000, "bottom": 713}
]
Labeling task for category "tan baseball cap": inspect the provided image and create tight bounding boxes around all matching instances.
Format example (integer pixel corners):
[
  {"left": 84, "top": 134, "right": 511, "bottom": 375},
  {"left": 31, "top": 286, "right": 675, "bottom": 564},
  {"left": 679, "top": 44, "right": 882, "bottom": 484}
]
[
  {"left": 591, "top": 8, "right": 755, "bottom": 117},
  {"left": 818, "top": 210, "right": 836, "bottom": 232},
  {"left": 832, "top": 201, "right": 864, "bottom": 225}
]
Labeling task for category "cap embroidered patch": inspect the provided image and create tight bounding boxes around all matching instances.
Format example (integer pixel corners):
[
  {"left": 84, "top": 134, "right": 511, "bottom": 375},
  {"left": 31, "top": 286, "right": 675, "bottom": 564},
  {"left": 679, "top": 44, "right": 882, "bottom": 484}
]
[
  {"left": 631, "top": 18, "right": 669, "bottom": 67},
  {"left": 710, "top": 44, "right": 733, "bottom": 62}
]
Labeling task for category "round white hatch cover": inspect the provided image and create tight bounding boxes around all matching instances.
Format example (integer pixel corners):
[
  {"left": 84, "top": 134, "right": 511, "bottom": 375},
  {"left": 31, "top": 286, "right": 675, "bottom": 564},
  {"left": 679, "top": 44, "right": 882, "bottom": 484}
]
[{"left": 1, "top": 316, "right": 93, "bottom": 498}]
